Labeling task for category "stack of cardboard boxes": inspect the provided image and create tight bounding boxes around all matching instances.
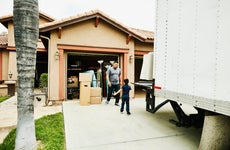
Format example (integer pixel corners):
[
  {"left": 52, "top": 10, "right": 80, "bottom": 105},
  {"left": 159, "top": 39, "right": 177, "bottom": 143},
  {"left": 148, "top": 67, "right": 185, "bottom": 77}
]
[
  {"left": 67, "top": 76, "right": 79, "bottom": 99},
  {"left": 90, "top": 87, "right": 102, "bottom": 104},
  {"left": 79, "top": 73, "right": 91, "bottom": 105},
  {"left": 79, "top": 73, "right": 102, "bottom": 105},
  {"left": 67, "top": 76, "right": 78, "bottom": 88}
]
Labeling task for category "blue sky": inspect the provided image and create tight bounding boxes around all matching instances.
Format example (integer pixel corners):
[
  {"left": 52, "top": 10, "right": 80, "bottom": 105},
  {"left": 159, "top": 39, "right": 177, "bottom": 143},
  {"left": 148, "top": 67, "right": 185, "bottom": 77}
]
[{"left": 0, "top": 0, "right": 155, "bottom": 33}]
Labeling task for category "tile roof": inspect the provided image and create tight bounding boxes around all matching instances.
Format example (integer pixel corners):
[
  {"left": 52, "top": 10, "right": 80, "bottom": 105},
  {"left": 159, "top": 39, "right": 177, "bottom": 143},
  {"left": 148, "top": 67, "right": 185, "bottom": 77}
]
[
  {"left": 38, "top": 11, "right": 56, "bottom": 22},
  {"left": 0, "top": 34, "right": 8, "bottom": 47},
  {"left": 0, "top": 14, "right": 13, "bottom": 22},
  {"left": 129, "top": 28, "right": 154, "bottom": 41},
  {"left": 0, "top": 11, "right": 55, "bottom": 24},
  {"left": 0, "top": 34, "right": 45, "bottom": 49},
  {"left": 40, "top": 9, "right": 153, "bottom": 42}
]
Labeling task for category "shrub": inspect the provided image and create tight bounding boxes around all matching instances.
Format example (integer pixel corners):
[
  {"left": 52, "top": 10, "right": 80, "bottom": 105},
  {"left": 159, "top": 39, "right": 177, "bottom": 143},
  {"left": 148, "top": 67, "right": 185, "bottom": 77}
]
[{"left": 39, "top": 73, "right": 48, "bottom": 88}]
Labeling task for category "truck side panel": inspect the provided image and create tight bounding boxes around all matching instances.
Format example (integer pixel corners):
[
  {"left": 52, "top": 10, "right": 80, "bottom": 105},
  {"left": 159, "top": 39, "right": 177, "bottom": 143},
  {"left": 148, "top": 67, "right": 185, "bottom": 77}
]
[
  {"left": 215, "top": 0, "right": 230, "bottom": 101},
  {"left": 154, "top": 0, "right": 230, "bottom": 116}
]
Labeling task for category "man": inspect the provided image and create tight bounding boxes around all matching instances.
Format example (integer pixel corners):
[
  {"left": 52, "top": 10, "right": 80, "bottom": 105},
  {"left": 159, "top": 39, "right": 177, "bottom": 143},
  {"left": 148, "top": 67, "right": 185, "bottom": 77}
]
[{"left": 106, "top": 61, "right": 121, "bottom": 106}]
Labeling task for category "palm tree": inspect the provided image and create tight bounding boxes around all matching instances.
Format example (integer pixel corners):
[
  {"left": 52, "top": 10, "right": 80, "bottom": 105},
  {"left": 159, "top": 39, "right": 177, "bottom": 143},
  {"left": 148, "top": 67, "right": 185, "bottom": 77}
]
[{"left": 13, "top": 0, "right": 39, "bottom": 149}]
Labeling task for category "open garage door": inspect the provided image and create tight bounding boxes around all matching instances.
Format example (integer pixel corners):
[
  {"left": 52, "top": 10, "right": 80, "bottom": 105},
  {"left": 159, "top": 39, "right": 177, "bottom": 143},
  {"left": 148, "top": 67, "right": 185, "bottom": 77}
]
[
  {"left": 67, "top": 52, "right": 119, "bottom": 98},
  {"left": 134, "top": 56, "right": 146, "bottom": 97}
]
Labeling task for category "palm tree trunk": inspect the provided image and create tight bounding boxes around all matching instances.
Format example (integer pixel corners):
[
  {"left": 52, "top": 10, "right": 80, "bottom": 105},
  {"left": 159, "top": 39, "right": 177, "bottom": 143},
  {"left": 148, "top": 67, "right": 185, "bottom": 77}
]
[{"left": 13, "top": 0, "right": 39, "bottom": 149}]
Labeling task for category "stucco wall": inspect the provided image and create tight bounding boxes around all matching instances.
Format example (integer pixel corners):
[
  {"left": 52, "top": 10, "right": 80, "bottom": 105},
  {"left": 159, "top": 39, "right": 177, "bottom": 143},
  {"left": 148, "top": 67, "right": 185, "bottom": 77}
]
[
  {"left": 8, "top": 22, "right": 14, "bottom": 46},
  {"left": 134, "top": 40, "right": 154, "bottom": 52},
  {"left": 8, "top": 51, "right": 17, "bottom": 80},
  {"left": 58, "top": 19, "right": 130, "bottom": 49},
  {"left": 47, "top": 36, "right": 60, "bottom": 100},
  {"left": 39, "top": 17, "right": 51, "bottom": 24},
  {"left": 7, "top": 18, "right": 53, "bottom": 47},
  {"left": 126, "top": 40, "right": 135, "bottom": 98},
  {"left": 2, "top": 51, "right": 9, "bottom": 80}
]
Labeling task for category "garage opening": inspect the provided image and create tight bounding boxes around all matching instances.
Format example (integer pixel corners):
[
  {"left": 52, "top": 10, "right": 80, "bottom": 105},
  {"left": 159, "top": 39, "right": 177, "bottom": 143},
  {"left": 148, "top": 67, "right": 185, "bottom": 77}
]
[
  {"left": 135, "top": 56, "right": 146, "bottom": 97},
  {"left": 67, "top": 52, "right": 119, "bottom": 99}
]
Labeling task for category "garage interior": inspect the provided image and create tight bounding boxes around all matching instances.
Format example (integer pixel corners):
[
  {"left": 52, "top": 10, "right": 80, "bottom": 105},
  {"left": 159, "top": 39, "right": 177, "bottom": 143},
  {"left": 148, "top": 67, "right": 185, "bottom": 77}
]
[
  {"left": 67, "top": 53, "right": 119, "bottom": 99},
  {"left": 134, "top": 56, "right": 146, "bottom": 97}
]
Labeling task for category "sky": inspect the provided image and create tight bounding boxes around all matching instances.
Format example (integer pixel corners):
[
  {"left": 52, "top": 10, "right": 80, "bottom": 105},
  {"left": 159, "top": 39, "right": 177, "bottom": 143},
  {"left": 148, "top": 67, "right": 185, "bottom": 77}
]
[{"left": 0, "top": 0, "right": 155, "bottom": 33}]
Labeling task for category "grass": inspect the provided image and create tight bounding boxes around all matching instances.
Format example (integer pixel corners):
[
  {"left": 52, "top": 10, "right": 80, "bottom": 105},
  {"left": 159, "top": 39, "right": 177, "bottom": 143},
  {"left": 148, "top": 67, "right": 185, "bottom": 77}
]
[
  {"left": 0, "top": 96, "right": 10, "bottom": 103},
  {"left": 0, "top": 112, "right": 65, "bottom": 150}
]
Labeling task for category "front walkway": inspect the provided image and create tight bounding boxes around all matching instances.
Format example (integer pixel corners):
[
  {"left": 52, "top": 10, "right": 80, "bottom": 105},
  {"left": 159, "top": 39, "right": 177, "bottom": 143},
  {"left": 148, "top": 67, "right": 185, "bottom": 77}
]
[
  {"left": 0, "top": 95, "right": 62, "bottom": 143},
  {"left": 63, "top": 98, "right": 202, "bottom": 150}
]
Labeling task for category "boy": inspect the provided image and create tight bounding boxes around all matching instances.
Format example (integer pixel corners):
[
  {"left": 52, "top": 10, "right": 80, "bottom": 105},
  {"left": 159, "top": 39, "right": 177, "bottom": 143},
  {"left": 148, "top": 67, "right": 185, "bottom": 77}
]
[{"left": 113, "top": 78, "right": 132, "bottom": 115}]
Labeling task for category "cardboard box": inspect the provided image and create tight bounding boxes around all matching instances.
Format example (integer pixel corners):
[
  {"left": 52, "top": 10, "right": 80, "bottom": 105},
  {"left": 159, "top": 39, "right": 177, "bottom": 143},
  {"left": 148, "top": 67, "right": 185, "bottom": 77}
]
[
  {"left": 80, "top": 82, "right": 91, "bottom": 106},
  {"left": 90, "top": 96, "right": 102, "bottom": 104},
  {"left": 80, "top": 81, "right": 90, "bottom": 89},
  {"left": 90, "top": 87, "right": 102, "bottom": 97},
  {"left": 79, "top": 73, "right": 92, "bottom": 82},
  {"left": 80, "top": 92, "right": 90, "bottom": 105},
  {"left": 67, "top": 76, "right": 78, "bottom": 88}
]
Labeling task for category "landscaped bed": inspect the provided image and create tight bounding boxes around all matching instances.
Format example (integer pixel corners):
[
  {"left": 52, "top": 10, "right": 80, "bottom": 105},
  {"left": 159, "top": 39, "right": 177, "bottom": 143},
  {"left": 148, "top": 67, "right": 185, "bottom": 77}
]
[{"left": 0, "top": 96, "right": 10, "bottom": 103}]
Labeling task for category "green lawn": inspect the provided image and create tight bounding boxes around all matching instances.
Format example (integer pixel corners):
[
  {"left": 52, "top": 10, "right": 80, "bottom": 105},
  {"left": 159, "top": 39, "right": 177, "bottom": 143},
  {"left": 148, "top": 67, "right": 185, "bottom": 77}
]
[
  {"left": 0, "top": 112, "right": 65, "bottom": 150},
  {"left": 0, "top": 96, "right": 10, "bottom": 103}
]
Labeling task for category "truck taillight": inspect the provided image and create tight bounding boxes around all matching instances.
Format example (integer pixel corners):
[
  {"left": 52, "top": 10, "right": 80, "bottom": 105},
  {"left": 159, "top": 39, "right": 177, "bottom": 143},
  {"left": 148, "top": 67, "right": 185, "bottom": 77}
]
[{"left": 154, "top": 86, "right": 162, "bottom": 90}]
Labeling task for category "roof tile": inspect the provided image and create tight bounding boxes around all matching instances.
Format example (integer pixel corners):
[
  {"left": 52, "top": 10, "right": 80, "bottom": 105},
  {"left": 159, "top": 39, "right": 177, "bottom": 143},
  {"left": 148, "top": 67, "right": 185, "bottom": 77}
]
[
  {"left": 0, "top": 11, "right": 55, "bottom": 23},
  {"left": 0, "top": 34, "right": 8, "bottom": 46},
  {"left": 129, "top": 28, "right": 154, "bottom": 40}
]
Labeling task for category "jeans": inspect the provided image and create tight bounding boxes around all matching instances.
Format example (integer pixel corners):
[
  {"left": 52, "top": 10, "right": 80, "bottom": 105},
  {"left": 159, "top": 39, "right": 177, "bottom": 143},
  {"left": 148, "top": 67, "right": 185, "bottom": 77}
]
[
  {"left": 107, "top": 84, "right": 120, "bottom": 104},
  {"left": 120, "top": 97, "right": 130, "bottom": 113}
]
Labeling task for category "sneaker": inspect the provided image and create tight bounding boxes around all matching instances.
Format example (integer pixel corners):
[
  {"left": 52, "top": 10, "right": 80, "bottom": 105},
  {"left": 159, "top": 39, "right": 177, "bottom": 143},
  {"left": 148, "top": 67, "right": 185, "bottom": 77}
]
[
  {"left": 115, "top": 103, "right": 119, "bottom": 106},
  {"left": 127, "top": 112, "right": 131, "bottom": 115},
  {"left": 105, "top": 101, "right": 109, "bottom": 104}
]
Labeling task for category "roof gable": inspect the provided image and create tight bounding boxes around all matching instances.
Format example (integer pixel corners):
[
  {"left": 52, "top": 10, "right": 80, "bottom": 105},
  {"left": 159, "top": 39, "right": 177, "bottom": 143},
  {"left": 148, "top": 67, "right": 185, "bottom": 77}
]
[
  {"left": 39, "top": 10, "right": 153, "bottom": 43},
  {"left": 0, "top": 11, "right": 55, "bottom": 29}
]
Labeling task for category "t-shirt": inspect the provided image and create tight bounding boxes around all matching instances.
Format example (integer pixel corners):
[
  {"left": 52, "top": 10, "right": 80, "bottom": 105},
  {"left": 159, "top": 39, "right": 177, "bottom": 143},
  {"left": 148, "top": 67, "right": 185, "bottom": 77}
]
[
  {"left": 122, "top": 84, "right": 131, "bottom": 98},
  {"left": 106, "top": 67, "right": 121, "bottom": 85}
]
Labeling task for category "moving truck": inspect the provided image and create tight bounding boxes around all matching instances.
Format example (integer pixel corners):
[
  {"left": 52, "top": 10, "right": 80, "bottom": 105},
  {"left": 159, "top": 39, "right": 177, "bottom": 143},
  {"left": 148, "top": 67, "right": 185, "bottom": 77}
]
[{"left": 138, "top": 0, "right": 230, "bottom": 149}]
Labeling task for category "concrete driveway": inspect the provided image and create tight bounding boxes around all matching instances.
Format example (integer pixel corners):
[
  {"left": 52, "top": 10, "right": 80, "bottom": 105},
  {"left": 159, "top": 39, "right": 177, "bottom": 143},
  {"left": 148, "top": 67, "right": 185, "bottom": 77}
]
[{"left": 63, "top": 98, "right": 202, "bottom": 150}]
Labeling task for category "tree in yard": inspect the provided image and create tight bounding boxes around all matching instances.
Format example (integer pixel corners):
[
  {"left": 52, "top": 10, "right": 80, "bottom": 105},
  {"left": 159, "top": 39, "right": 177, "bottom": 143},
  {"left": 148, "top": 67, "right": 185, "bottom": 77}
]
[{"left": 13, "top": 0, "right": 39, "bottom": 149}]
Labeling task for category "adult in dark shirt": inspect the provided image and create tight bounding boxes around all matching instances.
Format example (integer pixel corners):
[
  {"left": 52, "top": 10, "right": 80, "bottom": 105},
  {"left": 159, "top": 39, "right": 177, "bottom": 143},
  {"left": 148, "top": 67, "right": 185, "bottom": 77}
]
[
  {"left": 106, "top": 62, "right": 121, "bottom": 106},
  {"left": 114, "top": 78, "right": 132, "bottom": 115}
]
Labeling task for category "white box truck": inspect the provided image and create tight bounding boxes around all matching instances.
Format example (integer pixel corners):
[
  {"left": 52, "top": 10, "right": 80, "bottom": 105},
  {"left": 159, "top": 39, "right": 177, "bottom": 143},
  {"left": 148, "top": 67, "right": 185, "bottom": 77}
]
[{"left": 138, "top": 0, "right": 230, "bottom": 149}]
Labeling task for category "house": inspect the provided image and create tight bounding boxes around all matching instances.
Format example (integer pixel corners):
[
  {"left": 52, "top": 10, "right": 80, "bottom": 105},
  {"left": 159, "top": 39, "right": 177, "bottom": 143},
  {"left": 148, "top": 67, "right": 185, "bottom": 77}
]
[{"left": 0, "top": 10, "right": 153, "bottom": 101}]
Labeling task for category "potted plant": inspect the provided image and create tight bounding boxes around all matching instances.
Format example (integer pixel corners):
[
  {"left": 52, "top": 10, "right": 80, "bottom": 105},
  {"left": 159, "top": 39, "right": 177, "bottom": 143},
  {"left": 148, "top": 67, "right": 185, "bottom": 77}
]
[{"left": 39, "top": 73, "right": 48, "bottom": 93}]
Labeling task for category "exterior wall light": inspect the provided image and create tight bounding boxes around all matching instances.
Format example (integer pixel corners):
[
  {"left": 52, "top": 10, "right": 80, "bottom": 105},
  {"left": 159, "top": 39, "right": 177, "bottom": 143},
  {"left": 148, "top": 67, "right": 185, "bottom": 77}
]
[
  {"left": 55, "top": 51, "right": 60, "bottom": 60},
  {"left": 8, "top": 72, "right": 13, "bottom": 79},
  {"left": 129, "top": 55, "right": 133, "bottom": 63}
]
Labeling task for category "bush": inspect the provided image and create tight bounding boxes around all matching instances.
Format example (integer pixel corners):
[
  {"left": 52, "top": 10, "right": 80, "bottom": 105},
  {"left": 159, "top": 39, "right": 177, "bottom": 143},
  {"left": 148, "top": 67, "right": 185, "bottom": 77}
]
[{"left": 39, "top": 73, "right": 48, "bottom": 88}]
